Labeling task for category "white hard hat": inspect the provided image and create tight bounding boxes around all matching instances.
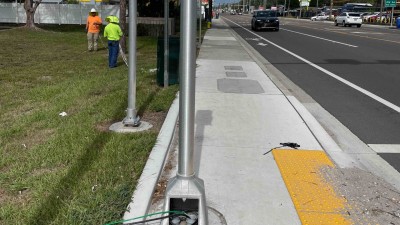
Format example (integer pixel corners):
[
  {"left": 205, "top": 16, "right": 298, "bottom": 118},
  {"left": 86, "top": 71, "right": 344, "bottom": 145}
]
[{"left": 90, "top": 8, "right": 97, "bottom": 13}]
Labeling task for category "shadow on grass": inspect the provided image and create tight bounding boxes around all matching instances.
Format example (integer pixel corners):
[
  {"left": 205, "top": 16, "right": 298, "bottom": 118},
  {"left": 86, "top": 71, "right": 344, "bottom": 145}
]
[
  {"left": 28, "top": 99, "right": 126, "bottom": 224},
  {"left": 28, "top": 89, "right": 159, "bottom": 224},
  {"left": 137, "top": 91, "right": 157, "bottom": 117},
  {"left": 29, "top": 131, "right": 112, "bottom": 225}
]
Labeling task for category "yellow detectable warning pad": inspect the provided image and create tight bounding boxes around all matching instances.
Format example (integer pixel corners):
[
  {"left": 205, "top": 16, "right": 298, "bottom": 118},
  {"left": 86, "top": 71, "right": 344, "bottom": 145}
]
[{"left": 272, "top": 149, "right": 352, "bottom": 225}]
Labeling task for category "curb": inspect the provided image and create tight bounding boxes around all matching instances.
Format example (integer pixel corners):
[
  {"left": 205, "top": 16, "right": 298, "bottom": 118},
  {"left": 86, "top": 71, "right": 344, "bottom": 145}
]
[{"left": 122, "top": 93, "right": 179, "bottom": 223}]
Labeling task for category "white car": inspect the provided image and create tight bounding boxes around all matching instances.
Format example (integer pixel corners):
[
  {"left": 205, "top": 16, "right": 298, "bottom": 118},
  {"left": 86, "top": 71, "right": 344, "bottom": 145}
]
[
  {"left": 311, "top": 14, "right": 329, "bottom": 21},
  {"left": 334, "top": 12, "right": 362, "bottom": 27}
]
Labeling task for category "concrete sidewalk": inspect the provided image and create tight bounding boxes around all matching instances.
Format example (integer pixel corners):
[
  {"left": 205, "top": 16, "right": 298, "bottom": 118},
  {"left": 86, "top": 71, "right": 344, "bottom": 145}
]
[{"left": 122, "top": 18, "right": 399, "bottom": 225}]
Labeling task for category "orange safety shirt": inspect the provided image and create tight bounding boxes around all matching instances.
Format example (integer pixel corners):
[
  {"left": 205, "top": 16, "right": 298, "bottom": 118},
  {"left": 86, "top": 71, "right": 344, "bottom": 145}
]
[{"left": 86, "top": 16, "right": 102, "bottom": 33}]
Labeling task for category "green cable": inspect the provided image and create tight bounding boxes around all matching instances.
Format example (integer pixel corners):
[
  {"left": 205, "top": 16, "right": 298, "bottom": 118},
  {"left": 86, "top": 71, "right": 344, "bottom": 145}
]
[{"left": 104, "top": 210, "right": 187, "bottom": 225}]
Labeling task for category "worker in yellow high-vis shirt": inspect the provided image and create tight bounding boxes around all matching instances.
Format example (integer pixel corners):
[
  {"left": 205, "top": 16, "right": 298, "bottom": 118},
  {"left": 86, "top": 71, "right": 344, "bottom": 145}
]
[{"left": 104, "top": 15, "right": 122, "bottom": 68}]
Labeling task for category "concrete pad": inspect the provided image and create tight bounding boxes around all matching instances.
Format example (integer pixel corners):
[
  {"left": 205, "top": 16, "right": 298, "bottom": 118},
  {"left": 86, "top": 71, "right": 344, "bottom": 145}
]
[
  {"left": 196, "top": 59, "right": 283, "bottom": 95},
  {"left": 109, "top": 121, "right": 152, "bottom": 133}
]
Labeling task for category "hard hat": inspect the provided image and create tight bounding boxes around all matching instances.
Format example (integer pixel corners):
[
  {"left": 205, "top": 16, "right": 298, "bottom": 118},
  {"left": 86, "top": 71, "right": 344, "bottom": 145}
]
[{"left": 90, "top": 8, "right": 97, "bottom": 13}]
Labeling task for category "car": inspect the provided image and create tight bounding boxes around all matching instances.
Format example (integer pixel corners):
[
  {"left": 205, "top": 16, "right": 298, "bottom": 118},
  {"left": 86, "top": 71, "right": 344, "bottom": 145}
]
[
  {"left": 334, "top": 12, "right": 362, "bottom": 27},
  {"left": 238, "top": 12, "right": 243, "bottom": 15},
  {"left": 230, "top": 11, "right": 236, "bottom": 15},
  {"left": 251, "top": 10, "right": 279, "bottom": 31},
  {"left": 311, "top": 13, "right": 329, "bottom": 21}
]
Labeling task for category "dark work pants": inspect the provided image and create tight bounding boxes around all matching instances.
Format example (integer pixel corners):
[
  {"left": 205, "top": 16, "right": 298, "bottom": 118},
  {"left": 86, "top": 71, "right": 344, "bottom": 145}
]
[{"left": 108, "top": 40, "right": 119, "bottom": 68}]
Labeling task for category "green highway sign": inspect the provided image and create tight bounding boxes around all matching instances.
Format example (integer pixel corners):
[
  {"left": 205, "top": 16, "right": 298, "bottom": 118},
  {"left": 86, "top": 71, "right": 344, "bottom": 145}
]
[{"left": 385, "top": 0, "right": 396, "bottom": 7}]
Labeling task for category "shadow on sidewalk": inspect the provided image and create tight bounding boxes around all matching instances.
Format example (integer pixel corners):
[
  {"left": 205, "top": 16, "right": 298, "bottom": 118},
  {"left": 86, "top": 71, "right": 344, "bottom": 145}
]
[{"left": 194, "top": 110, "right": 213, "bottom": 175}]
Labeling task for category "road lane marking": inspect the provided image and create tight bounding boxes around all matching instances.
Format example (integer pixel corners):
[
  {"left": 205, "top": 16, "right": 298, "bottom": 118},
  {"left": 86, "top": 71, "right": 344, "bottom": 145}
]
[
  {"left": 292, "top": 24, "right": 400, "bottom": 44},
  {"left": 281, "top": 28, "right": 358, "bottom": 47},
  {"left": 223, "top": 17, "right": 400, "bottom": 113}
]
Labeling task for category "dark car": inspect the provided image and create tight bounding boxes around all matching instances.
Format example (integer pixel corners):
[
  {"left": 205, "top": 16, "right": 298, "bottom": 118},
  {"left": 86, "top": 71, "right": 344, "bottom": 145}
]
[{"left": 251, "top": 10, "right": 279, "bottom": 31}]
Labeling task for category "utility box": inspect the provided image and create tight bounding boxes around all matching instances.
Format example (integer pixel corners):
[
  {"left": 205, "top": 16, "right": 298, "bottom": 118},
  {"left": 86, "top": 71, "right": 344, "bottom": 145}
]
[
  {"left": 157, "top": 36, "right": 180, "bottom": 86},
  {"left": 396, "top": 17, "right": 400, "bottom": 29}
]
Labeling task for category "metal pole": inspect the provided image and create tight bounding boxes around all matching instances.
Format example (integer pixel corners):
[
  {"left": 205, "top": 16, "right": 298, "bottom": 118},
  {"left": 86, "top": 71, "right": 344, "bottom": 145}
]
[
  {"left": 299, "top": 6, "right": 302, "bottom": 18},
  {"left": 58, "top": 2, "right": 61, "bottom": 25},
  {"left": 123, "top": 0, "right": 140, "bottom": 126},
  {"left": 162, "top": 1, "right": 207, "bottom": 223},
  {"left": 164, "top": 0, "right": 169, "bottom": 88},
  {"left": 283, "top": 0, "right": 286, "bottom": 16},
  {"left": 16, "top": 0, "right": 18, "bottom": 24},
  {"left": 263, "top": 0, "right": 267, "bottom": 9},
  {"left": 178, "top": 0, "right": 197, "bottom": 178},
  {"left": 199, "top": 0, "right": 202, "bottom": 46},
  {"left": 390, "top": 7, "right": 394, "bottom": 27}
]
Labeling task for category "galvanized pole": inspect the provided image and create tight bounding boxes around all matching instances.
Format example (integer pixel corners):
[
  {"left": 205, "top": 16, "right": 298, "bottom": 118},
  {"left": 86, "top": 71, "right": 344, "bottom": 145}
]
[
  {"left": 164, "top": 0, "right": 169, "bottom": 88},
  {"left": 178, "top": 0, "right": 197, "bottom": 178},
  {"left": 123, "top": 0, "right": 140, "bottom": 126},
  {"left": 390, "top": 7, "right": 394, "bottom": 27},
  {"left": 162, "top": 0, "right": 207, "bottom": 224},
  {"left": 199, "top": 0, "right": 202, "bottom": 46}
]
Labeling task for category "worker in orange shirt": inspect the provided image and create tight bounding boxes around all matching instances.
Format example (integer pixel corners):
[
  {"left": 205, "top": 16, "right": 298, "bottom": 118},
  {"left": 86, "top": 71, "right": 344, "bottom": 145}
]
[{"left": 86, "top": 8, "right": 102, "bottom": 51}]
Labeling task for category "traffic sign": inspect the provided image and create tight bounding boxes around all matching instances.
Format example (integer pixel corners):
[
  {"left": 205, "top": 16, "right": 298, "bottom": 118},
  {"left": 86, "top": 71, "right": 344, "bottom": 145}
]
[{"left": 385, "top": 0, "right": 396, "bottom": 7}]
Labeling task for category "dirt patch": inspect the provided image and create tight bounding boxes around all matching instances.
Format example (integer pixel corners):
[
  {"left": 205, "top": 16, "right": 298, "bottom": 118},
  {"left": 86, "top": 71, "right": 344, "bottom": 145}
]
[
  {"left": 0, "top": 188, "right": 8, "bottom": 204},
  {"left": 30, "top": 164, "right": 65, "bottom": 177},
  {"left": 141, "top": 111, "right": 168, "bottom": 133},
  {"left": 323, "top": 167, "right": 400, "bottom": 224},
  {"left": 95, "top": 120, "right": 114, "bottom": 132},
  {"left": 21, "top": 128, "right": 55, "bottom": 150},
  {"left": 0, "top": 187, "right": 31, "bottom": 207}
]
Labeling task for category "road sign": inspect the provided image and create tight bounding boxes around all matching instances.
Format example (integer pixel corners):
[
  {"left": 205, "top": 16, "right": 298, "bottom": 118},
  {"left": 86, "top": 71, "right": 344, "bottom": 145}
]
[
  {"left": 385, "top": 0, "right": 396, "bottom": 7},
  {"left": 300, "top": 1, "right": 310, "bottom": 6}
]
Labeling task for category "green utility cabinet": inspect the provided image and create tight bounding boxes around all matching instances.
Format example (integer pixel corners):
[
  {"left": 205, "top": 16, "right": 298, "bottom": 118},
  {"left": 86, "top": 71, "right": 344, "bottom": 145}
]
[{"left": 157, "top": 36, "right": 180, "bottom": 86}]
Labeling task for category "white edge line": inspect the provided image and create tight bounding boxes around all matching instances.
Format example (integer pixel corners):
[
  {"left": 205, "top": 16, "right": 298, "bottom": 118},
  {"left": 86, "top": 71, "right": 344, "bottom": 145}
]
[
  {"left": 223, "top": 17, "right": 400, "bottom": 113},
  {"left": 281, "top": 28, "right": 358, "bottom": 47}
]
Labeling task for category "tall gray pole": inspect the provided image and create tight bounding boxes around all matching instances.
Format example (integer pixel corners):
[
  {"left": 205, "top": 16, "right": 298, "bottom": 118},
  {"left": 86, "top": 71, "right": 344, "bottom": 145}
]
[
  {"left": 263, "top": 0, "right": 267, "bottom": 9},
  {"left": 199, "top": 0, "right": 202, "bottom": 46},
  {"left": 162, "top": 0, "right": 207, "bottom": 224},
  {"left": 178, "top": 0, "right": 197, "bottom": 178},
  {"left": 123, "top": 0, "right": 140, "bottom": 126},
  {"left": 164, "top": 0, "right": 169, "bottom": 88},
  {"left": 284, "top": 0, "right": 287, "bottom": 16}
]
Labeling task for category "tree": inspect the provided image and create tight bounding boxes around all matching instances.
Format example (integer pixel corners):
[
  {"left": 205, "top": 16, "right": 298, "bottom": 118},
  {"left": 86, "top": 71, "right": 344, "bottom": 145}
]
[{"left": 24, "top": 0, "right": 42, "bottom": 28}]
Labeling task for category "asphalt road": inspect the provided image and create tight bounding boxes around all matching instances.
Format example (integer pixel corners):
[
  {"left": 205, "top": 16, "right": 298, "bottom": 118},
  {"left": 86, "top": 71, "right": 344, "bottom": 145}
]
[{"left": 220, "top": 14, "right": 400, "bottom": 172}]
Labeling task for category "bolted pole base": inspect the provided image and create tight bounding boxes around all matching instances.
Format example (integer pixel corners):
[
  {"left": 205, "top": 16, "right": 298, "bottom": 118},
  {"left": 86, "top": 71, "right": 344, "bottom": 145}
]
[
  {"left": 122, "top": 108, "right": 141, "bottom": 127},
  {"left": 162, "top": 175, "right": 208, "bottom": 225}
]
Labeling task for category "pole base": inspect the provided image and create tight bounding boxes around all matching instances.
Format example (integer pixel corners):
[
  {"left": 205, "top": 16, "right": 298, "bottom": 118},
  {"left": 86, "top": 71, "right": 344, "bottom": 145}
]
[
  {"left": 122, "top": 115, "right": 141, "bottom": 127},
  {"left": 109, "top": 120, "right": 152, "bottom": 133},
  {"left": 162, "top": 175, "right": 208, "bottom": 225}
]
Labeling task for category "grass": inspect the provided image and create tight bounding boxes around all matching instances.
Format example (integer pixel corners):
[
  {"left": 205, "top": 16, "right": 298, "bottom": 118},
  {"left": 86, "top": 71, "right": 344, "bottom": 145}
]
[{"left": 0, "top": 24, "right": 179, "bottom": 225}]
